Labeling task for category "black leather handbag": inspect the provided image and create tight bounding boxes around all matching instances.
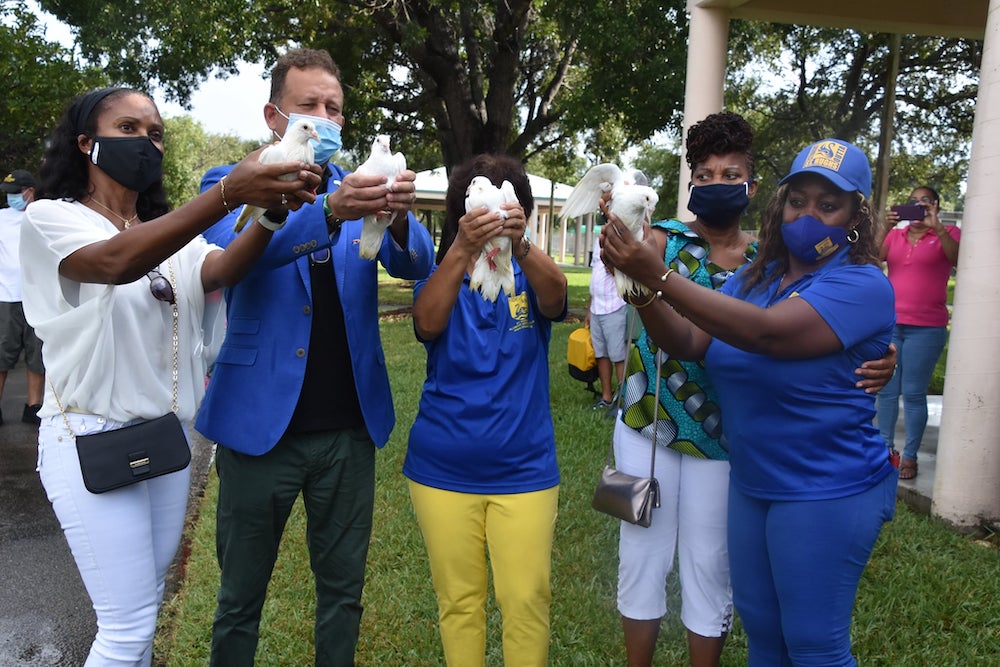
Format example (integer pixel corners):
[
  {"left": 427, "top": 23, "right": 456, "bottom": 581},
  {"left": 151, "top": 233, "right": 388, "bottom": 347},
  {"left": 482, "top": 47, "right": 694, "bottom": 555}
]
[{"left": 74, "top": 413, "right": 191, "bottom": 494}]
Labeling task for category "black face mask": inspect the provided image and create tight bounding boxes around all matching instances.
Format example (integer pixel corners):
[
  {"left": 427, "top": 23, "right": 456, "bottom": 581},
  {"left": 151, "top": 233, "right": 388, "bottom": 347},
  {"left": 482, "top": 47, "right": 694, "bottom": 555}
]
[
  {"left": 89, "top": 136, "right": 164, "bottom": 192},
  {"left": 687, "top": 182, "right": 751, "bottom": 228}
]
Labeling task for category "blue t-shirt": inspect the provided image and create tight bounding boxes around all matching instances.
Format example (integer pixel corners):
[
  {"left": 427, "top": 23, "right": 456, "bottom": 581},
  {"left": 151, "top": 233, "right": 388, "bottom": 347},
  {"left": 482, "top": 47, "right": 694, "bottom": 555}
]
[
  {"left": 704, "top": 250, "right": 896, "bottom": 501},
  {"left": 404, "top": 264, "right": 565, "bottom": 494}
]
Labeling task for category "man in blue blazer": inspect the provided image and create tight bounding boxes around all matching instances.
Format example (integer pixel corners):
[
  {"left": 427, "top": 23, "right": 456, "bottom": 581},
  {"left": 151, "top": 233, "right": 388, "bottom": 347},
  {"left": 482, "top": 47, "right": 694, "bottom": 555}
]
[{"left": 195, "top": 48, "right": 434, "bottom": 666}]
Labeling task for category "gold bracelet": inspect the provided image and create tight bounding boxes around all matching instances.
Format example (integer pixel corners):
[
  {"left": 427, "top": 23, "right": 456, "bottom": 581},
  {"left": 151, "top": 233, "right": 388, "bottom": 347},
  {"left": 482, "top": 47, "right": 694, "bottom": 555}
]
[
  {"left": 219, "top": 176, "right": 232, "bottom": 211},
  {"left": 628, "top": 291, "right": 659, "bottom": 308},
  {"left": 660, "top": 267, "right": 675, "bottom": 283}
]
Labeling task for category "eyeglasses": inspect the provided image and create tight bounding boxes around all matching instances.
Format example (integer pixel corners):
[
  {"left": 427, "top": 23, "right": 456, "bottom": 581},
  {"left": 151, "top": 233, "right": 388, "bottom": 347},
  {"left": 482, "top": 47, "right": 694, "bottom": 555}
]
[
  {"left": 146, "top": 268, "right": 175, "bottom": 304},
  {"left": 909, "top": 196, "right": 935, "bottom": 205}
]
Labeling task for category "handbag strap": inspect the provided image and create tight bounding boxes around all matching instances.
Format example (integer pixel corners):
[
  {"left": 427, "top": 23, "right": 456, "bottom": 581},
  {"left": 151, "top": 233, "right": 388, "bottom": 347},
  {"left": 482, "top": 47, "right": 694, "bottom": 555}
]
[
  {"left": 605, "top": 305, "right": 661, "bottom": 481},
  {"left": 50, "top": 259, "right": 179, "bottom": 437}
]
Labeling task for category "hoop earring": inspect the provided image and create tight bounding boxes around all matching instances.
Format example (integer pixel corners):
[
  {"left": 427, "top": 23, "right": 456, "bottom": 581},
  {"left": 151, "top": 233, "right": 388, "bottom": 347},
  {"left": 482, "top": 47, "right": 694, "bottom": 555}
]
[{"left": 846, "top": 227, "right": 860, "bottom": 244}]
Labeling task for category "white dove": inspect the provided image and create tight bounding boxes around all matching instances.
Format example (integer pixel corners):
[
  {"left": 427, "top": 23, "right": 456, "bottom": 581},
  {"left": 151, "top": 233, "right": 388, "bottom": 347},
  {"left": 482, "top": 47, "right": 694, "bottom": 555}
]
[
  {"left": 355, "top": 134, "right": 407, "bottom": 260},
  {"left": 233, "top": 118, "right": 319, "bottom": 232},
  {"left": 465, "top": 176, "right": 520, "bottom": 302},
  {"left": 560, "top": 164, "right": 659, "bottom": 300}
]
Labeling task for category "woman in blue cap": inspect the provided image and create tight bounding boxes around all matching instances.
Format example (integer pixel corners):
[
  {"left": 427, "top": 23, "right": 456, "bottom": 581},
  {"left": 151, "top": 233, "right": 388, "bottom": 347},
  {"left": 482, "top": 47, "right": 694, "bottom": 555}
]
[{"left": 602, "top": 138, "right": 897, "bottom": 667}]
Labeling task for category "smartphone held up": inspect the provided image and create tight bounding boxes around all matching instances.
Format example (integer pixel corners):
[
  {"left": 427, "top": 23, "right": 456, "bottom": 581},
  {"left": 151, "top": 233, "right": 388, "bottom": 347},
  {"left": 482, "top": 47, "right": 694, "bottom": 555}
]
[{"left": 891, "top": 203, "right": 926, "bottom": 221}]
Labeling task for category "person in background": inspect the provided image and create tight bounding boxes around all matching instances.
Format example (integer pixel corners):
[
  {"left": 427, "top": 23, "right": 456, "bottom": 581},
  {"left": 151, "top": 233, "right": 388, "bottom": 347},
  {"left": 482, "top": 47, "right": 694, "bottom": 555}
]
[
  {"left": 603, "top": 137, "right": 898, "bottom": 667},
  {"left": 587, "top": 231, "right": 628, "bottom": 415},
  {"left": 194, "top": 48, "right": 434, "bottom": 666},
  {"left": 0, "top": 170, "right": 44, "bottom": 425},
  {"left": 21, "top": 86, "right": 319, "bottom": 667},
  {"left": 404, "top": 154, "right": 567, "bottom": 667},
  {"left": 877, "top": 186, "right": 960, "bottom": 480}
]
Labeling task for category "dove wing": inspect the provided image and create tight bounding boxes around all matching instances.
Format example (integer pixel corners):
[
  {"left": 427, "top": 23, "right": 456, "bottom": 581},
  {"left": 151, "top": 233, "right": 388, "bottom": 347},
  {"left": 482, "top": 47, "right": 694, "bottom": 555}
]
[{"left": 560, "top": 163, "right": 623, "bottom": 220}]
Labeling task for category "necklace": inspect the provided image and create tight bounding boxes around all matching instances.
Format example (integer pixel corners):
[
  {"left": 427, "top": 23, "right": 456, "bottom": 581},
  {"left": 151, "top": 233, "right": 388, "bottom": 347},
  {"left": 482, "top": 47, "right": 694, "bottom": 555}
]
[{"left": 88, "top": 195, "right": 139, "bottom": 229}]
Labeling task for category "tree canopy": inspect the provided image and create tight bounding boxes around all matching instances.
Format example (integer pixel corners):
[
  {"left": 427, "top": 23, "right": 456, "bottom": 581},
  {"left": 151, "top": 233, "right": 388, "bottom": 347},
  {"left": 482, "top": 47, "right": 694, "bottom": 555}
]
[
  {"left": 726, "top": 23, "right": 980, "bottom": 215},
  {"left": 0, "top": 1, "right": 105, "bottom": 174},
  {"left": 36, "top": 0, "right": 691, "bottom": 172}
]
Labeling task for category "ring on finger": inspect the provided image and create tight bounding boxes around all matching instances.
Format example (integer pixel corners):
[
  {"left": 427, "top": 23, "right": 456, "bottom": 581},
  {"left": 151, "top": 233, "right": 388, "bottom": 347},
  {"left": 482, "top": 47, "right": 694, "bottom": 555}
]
[{"left": 281, "top": 193, "right": 288, "bottom": 206}]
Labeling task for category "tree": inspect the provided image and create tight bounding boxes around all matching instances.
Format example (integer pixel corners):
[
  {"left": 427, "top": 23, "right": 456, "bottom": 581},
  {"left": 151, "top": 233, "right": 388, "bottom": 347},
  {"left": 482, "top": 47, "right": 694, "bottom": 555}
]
[
  {"left": 37, "top": 0, "right": 691, "bottom": 174},
  {"left": 0, "top": 1, "right": 106, "bottom": 173},
  {"left": 726, "top": 23, "right": 979, "bottom": 212},
  {"left": 160, "top": 116, "right": 261, "bottom": 207},
  {"left": 631, "top": 139, "right": 681, "bottom": 222}
]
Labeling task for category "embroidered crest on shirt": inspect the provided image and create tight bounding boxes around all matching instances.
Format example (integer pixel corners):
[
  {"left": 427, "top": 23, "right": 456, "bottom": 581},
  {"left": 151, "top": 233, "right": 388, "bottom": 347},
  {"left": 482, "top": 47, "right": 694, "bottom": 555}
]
[{"left": 507, "top": 291, "right": 534, "bottom": 332}]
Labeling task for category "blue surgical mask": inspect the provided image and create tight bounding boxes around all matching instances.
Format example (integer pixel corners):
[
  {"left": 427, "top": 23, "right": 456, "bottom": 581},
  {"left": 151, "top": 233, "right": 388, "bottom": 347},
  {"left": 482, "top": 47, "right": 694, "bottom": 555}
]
[
  {"left": 6, "top": 193, "right": 26, "bottom": 211},
  {"left": 780, "top": 214, "right": 848, "bottom": 263},
  {"left": 687, "top": 182, "right": 751, "bottom": 228},
  {"left": 275, "top": 107, "right": 342, "bottom": 165}
]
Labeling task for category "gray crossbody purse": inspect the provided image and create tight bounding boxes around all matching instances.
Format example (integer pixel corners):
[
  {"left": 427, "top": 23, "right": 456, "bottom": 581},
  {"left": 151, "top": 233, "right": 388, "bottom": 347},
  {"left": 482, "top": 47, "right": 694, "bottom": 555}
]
[{"left": 591, "top": 323, "right": 662, "bottom": 527}]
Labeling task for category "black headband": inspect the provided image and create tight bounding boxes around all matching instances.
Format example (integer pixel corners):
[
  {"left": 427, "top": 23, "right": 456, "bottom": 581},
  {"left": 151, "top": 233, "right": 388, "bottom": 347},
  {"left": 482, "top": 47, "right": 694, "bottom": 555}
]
[{"left": 72, "top": 87, "right": 122, "bottom": 135}]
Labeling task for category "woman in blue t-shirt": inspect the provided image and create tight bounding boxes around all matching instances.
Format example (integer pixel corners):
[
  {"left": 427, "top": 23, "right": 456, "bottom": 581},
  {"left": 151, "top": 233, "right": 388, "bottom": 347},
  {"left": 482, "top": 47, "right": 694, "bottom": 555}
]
[
  {"left": 404, "top": 154, "right": 567, "bottom": 666},
  {"left": 602, "top": 138, "right": 897, "bottom": 667}
]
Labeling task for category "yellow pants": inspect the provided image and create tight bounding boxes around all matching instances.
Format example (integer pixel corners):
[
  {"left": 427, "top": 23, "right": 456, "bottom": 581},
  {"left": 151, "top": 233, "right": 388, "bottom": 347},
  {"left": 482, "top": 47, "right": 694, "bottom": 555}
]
[{"left": 408, "top": 481, "right": 559, "bottom": 667}]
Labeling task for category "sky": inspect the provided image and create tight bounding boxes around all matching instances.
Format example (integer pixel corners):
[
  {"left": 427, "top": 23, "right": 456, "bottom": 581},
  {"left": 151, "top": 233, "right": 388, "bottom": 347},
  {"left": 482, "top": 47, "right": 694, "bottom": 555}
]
[{"left": 31, "top": 2, "right": 272, "bottom": 141}]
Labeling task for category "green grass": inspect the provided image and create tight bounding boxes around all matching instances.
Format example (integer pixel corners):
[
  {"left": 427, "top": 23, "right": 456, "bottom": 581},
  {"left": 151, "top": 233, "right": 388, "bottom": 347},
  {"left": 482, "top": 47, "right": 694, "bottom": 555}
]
[
  {"left": 156, "top": 267, "right": 1000, "bottom": 667},
  {"left": 155, "top": 272, "right": 997, "bottom": 666}
]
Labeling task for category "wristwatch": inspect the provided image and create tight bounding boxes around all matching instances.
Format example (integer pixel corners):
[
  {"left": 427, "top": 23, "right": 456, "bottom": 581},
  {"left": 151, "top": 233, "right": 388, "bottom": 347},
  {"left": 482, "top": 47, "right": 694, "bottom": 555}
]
[{"left": 513, "top": 237, "right": 531, "bottom": 260}]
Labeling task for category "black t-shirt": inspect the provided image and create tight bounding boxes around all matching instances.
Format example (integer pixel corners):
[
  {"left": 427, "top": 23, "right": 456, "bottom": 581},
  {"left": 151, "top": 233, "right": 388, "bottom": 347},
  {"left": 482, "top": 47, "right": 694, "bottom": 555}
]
[{"left": 286, "top": 235, "right": 365, "bottom": 434}]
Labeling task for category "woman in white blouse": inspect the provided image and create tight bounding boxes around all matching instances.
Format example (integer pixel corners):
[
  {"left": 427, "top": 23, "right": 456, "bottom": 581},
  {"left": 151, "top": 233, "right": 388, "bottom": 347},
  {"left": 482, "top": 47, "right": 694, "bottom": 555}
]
[{"left": 20, "top": 87, "right": 319, "bottom": 667}]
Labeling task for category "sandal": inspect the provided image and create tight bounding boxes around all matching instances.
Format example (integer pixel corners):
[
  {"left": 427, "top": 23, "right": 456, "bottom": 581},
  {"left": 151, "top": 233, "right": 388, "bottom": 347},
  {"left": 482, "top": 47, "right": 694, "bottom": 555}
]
[{"left": 899, "top": 459, "right": 918, "bottom": 480}]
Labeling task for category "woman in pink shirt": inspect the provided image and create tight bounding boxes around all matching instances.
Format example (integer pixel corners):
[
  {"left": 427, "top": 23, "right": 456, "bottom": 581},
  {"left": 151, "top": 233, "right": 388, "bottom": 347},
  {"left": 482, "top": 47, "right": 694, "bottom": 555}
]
[{"left": 876, "top": 186, "right": 960, "bottom": 479}]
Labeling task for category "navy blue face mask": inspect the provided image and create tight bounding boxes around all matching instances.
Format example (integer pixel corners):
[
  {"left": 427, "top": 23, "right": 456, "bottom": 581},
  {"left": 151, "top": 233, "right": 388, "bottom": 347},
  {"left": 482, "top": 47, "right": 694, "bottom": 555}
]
[
  {"left": 780, "top": 214, "right": 848, "bottom": 263},
  {"left": 687, "top": 182, "right": 751, "bottom": 227}
]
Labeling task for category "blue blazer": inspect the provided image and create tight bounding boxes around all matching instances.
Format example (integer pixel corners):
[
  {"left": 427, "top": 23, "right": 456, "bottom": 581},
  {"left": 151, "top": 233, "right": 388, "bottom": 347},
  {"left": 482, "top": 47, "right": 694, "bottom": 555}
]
[{"left": 194, "top": 164, "right": 434, "bottom": 454}]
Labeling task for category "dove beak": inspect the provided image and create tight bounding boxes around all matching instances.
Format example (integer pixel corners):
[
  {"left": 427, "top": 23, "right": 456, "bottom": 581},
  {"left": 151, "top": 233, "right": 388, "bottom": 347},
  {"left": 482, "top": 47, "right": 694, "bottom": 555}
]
[{"left": 310, "top": 130, "right": 320, "bottom": 142}]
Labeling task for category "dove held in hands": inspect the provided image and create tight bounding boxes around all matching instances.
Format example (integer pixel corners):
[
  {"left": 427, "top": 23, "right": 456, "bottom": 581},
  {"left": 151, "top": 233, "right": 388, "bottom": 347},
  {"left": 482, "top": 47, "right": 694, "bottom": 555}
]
[
  {"left": 233, "top": 119, "right": 319, "bottom": 232},
  {"left": 466, "top": 176, "right": 519, "bottom": 302},
  {"left": 355, "top": 134, "right": 407, "bottom": 260},
  {"left": 561, "top": 164, "right": 658, "bottom": 299}
]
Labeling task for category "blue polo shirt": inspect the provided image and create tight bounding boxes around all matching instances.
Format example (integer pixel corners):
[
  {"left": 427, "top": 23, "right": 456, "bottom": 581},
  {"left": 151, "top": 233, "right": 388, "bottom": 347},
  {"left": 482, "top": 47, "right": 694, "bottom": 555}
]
[
  {"left": 704, "top": 250, "right": 896, "bottom": 501},
  {"left": 404, "top": 264, "right": 565, "bottom": 494}
]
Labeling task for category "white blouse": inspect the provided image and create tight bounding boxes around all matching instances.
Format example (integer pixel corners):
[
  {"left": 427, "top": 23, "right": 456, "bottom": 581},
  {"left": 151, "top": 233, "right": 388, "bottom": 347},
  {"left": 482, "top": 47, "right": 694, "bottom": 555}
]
[{"left": 21, "top": 199, "right": 225, "bottom": 423}]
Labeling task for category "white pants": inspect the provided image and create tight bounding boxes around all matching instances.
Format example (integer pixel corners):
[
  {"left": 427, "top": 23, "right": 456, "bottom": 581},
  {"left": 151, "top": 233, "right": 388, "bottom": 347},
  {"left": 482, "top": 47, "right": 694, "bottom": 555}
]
[
  {"left": 613, "top": 419, "right": 733, "bottom": 637},
  {"left": 37, "top": 414, "right": 191, "bottom": 667}
]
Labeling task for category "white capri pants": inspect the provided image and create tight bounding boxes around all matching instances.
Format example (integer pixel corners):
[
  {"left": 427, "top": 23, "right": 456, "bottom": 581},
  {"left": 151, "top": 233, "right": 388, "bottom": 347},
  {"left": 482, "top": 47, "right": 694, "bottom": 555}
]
[
  {"left": 36, "top": 413, "right": 191, "bottom": 667},
  {"left": 613, "top": 418, "right": 733, "bottom": 637}
]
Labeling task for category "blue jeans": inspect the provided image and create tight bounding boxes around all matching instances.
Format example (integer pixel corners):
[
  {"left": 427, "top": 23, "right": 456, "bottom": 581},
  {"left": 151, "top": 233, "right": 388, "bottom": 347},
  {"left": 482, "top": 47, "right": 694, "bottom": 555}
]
[
  {"left": 728, "top": 475, "right": 897, "bottom": 667},
  {"left": 875, "top": 324, "right": 947, "bottom": 461}
]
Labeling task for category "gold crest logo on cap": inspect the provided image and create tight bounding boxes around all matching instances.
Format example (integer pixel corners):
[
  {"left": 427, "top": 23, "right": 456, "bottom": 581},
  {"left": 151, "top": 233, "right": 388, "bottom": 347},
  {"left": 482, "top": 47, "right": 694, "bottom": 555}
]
[
  {"left": 3, "top": 174, "right": 15, "bottom": 184},
  {"left": 802, "top": 141, "right": 847, "bottom": 173}
]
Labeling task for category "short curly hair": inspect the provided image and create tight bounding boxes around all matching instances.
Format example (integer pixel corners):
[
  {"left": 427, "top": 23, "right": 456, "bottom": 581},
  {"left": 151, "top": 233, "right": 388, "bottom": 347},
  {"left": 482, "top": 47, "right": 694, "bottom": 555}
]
[{"left": 685, "top": 111, "right": 755, "bottom": 177}]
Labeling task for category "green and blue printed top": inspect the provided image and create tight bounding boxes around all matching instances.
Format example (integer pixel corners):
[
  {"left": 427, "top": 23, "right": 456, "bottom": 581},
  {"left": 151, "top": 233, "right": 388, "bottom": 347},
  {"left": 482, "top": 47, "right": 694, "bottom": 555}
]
[{"left": 618, "top": 219, "right": 758, "bottom": 461}]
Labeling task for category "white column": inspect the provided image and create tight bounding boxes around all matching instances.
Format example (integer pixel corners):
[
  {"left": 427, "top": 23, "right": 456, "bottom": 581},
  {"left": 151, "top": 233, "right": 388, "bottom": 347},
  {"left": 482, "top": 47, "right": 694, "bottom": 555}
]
[
  {"left": 676, "top": 1, "right": 730, "bottom": 218},
  {"left": 932, "top": 0, "right": 1000, "bottom": 527}
]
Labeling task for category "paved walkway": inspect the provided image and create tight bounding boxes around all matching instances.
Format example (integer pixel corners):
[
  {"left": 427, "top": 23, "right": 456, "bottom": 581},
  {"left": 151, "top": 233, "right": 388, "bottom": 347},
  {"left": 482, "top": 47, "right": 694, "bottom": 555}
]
[
  {"left": 0, "top": 364, "right": 213, "bottom": 666},
  {"left": 889, "top": 395, "right": 941, "bottom": 515}
]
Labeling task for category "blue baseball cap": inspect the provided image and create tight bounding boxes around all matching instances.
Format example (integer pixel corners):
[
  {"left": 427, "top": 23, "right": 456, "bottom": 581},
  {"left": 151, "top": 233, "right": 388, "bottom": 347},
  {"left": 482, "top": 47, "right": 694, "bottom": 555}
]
[{"left": 778, "top": 139, "right": 872, "bottom": 198}]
